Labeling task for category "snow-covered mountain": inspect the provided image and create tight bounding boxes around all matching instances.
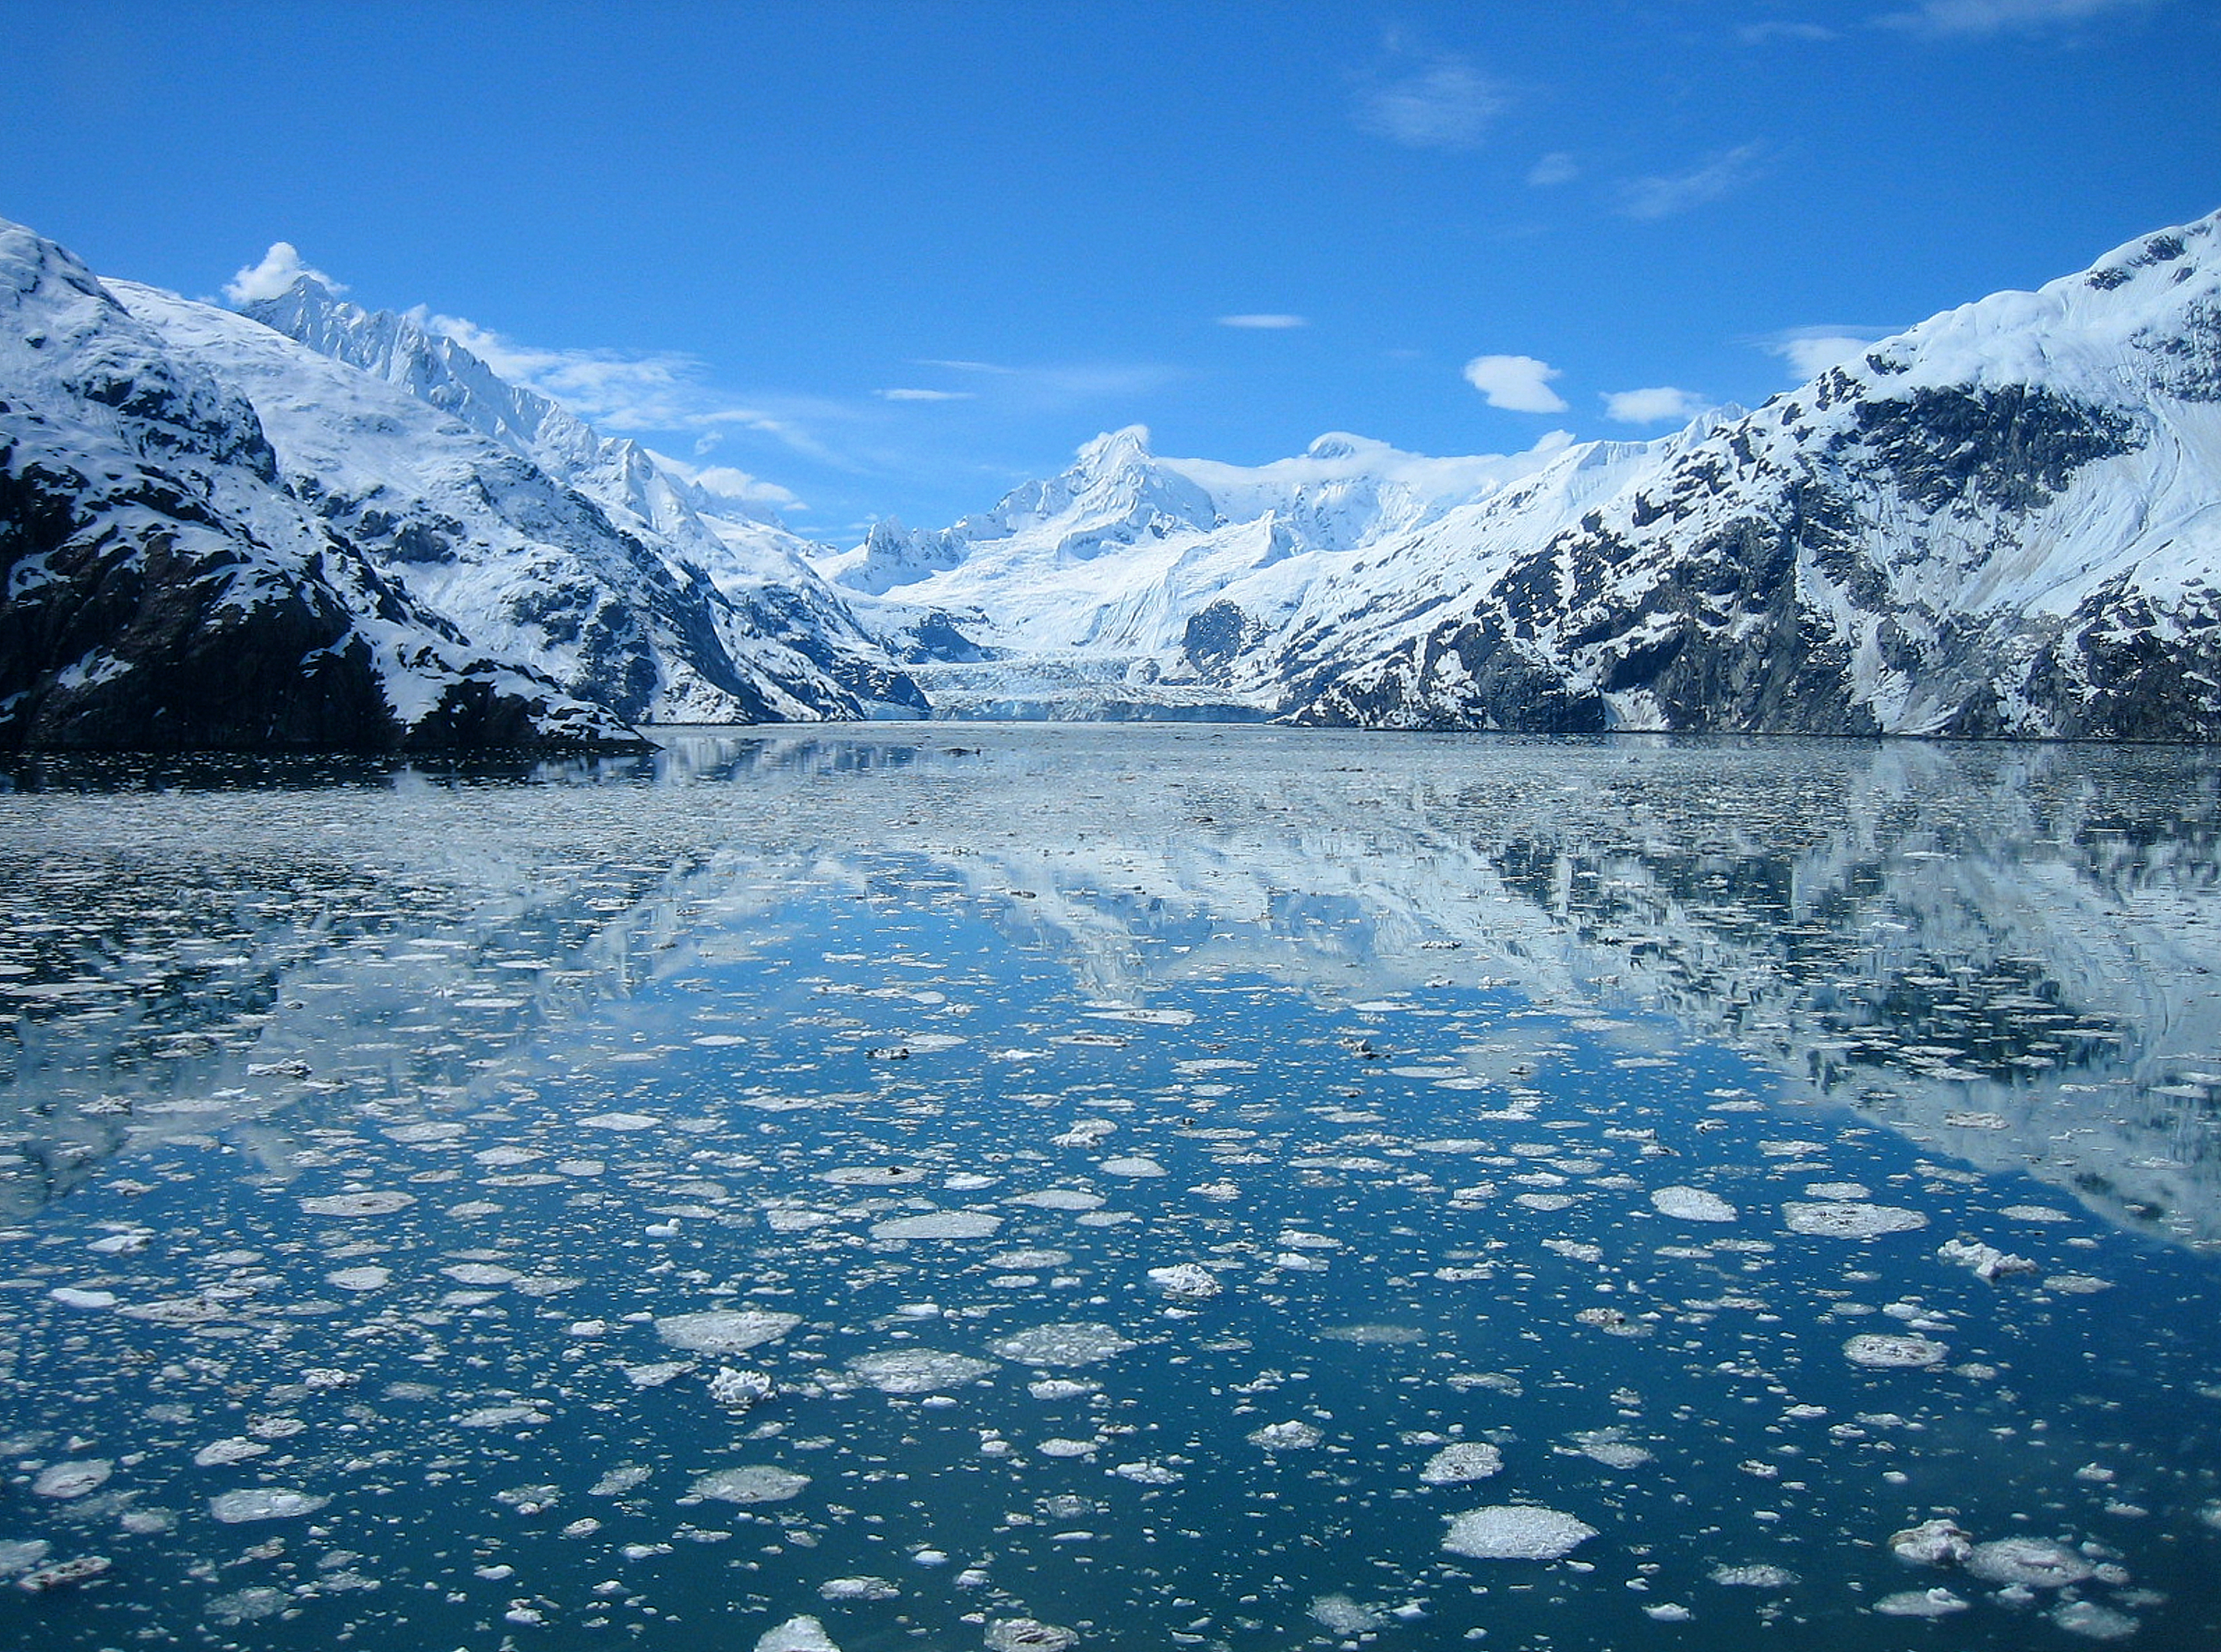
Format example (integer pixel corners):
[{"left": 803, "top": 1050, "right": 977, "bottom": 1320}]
[
  {"left": 818, "top": 424, "right": 1572, "bottom": 718},
  {"left": 837, "top": 211, "right": 2221, "bottom": 737},
  {"left": 0, "top": 220, "right": 638, "bottom": 753},
  {"left": 242, "top": 281, "right": 923, "bottom": 719}
]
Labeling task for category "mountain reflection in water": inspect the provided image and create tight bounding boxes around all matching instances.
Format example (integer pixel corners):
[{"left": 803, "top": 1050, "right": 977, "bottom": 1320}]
[{"left": 5, "top": 728, "right": 2217, "bottom": 1243}]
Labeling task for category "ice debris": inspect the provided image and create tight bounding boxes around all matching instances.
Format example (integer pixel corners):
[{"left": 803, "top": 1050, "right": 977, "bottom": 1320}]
[
  {"left": 1419, "top": 1442, "right": 1503, "bottom": 1485},
  {"left": 690, "top": 1465, "right": 809, "bottom": 1504},
  {"left": 1784, "top": 1202, "right": 1929, "bottom": 1238},
  {"left": 848, "top": 1350, "right": 997, "bottom": 1394},
  {"left": 990, "top": 1323, "right": 1135, "bottom": 1366},
  {"left": 1441, "top": 1505, "right": 1598, "bottom": 1560},
  {"left": 1651, "top": 1186, "right": 1737, "bottom": 1223},
  {"left": 1843, "top": 1332, "right": 1949, "bottom": 1368},
  {"left": 209, "top": 1488, "right": 329, "bottom": 1523},
  {"left": 754, "top": 1615, "right": 840, "bottom": 1652},
  {"left": 1937, "top": 1237, "right": 2038, "bottom": 1280},
  {"left": 655, "top": 1309, "right": 801, "bottom": 1355}
]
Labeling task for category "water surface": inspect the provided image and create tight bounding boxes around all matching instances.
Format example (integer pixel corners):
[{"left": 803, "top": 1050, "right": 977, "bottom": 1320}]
[{"left": 2, "top": 727, "right": 2219, "bottom": 1651}]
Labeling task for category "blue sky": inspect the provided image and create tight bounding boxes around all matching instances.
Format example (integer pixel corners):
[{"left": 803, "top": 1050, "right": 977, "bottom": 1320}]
[{"left": 5, "top": 0, "right": 2217, "bottom": 536}]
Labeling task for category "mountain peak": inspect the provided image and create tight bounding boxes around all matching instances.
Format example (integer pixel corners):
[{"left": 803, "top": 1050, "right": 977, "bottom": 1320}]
[{"left": 1073, "top": 424, "right": 1155, "bottom": 474}]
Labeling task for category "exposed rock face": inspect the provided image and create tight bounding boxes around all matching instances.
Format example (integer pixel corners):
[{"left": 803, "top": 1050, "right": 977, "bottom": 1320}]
[{"left": 0, "top": 222, "right": 637, "bottom": 752}]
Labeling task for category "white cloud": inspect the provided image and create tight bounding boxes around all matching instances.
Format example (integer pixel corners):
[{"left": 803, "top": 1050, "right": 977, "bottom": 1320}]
[
  {"left": 876, "top": 387, "right": 976, "bottom": 401},
  {"left": 224, "top": 242, "right": 346, "bottom": 305},
  {"left": 418, "top": 309, "right": 842, "bottom": 459},
  {"left": 646, "top": 449, "right": 805, "bottom": 514},
  {"left": 1602, "top": 386, "right": 1712, "bottom": 424},
  {"left": 1877, "top": 0, "right": 2155, "bottom": 36},
  {"left": 1354, "top": 55, "right": 1506, "bottom": 150},
  {"left": 1527, "top": 151, "right": 1579, "bottom": 187},
  {"left": 1217, "top": 313, "right": 1309, "bottom": 329},
  {"left": 1463, "top": 354, "right": 1570, "bottom": 413},
  {"left": 1759, "top": 325, "right": 1893, "bottom": 377},
  {"left": 1619, "top": 144, "right": 1769, "bottom": 219}
]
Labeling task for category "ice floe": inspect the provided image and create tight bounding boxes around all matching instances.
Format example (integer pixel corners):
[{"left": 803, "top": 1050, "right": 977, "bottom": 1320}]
[
  {"left": 848, "top": 1350, "right": 997, "bottom": 1394},
  {"left": 1441, "top": 1505, "right": 1598, "bottom": 1560},
  {"left": 991, "top": 1323, "right": 1135, "bottom": 1366},
  {"left": 1650, "top": 1186, "right": 1738, "bottom": 1223},
  {"left": 208, "top": 1488, "right": 329, "bottom": 1522},
  {"left": 656, "top": 1309, "right": 802, "bottom": 1354},
  {"left": 689, "top": 1465, "right": 810, "bottom": 1504},
  {"left": 1419, "top": 1442, "right": 1503, "bottom": 1484},
  {"left": 1783, "top": 1201, "right": 1929, "bottom": 1238}
]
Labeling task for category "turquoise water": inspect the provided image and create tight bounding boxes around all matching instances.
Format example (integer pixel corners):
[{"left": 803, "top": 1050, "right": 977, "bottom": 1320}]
[{"left": 1, "top": 728, "right": 2218, "bottom": 1651}]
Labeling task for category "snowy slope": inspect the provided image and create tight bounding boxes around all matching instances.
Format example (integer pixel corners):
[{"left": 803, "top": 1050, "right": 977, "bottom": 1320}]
[
  {"left": 241, "top": 280, "right": 925, "bottom": 719},
  {"left": 837, "top": 211, "right": 2221, "bottom": 737},
  {"left": 0, "top": 218, "right": 639, "bottom": 753},
  {"left": 817, "top": 425, "right": 1577, "bottom": 718},
  {"left": 1276, "top": 212, "right": 2221, "bottom": 736}
]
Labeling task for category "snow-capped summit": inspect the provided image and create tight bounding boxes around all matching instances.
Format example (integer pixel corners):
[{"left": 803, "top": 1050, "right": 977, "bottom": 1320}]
[
  {"left": 0, "top": 218, "right": 638, "bottom": 751},
  {"left": 237, "top": 272, "right": 925, "bottom": 720}
]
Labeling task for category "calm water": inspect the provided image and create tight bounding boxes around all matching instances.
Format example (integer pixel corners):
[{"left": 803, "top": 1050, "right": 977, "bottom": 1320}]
[{"left": 2, "top": 726, "right": 2219, "bottom": 1652}]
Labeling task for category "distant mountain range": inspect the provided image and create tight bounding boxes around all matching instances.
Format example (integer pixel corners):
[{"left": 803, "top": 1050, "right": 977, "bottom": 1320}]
[{"left": 4, "top": 210, "right": 2219, "bottom": 748}]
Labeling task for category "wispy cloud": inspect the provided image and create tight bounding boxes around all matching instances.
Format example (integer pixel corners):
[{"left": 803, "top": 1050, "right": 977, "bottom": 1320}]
[
  {"left": 1526, "top": 151, "right": 1580, "bottom": 187},
  {"left": 1618, "top": 143, "right": 1769, "bottom": 220},
  {"left": 224, "top": 241, "right": 346, "bottom": 304},
  {"left": 419, "top": 310, "right": 848, "bottom": 465},
  {"left": 1602, "top": 386, "right": 1712, "bottom": 424},
  {"left": 646, "top": 449, "right": 805, "bottom": 514},
  {"left": 1877, "top": 0, "right": 2157, "bottom": 36},
  {"left": 1739, "top": 20, "right": 1841, "bottom": 42},
  {"left": 1217, "top": 313, "right": 1309, "bottom": 329},
  {"left": 876, "top": 387, "right": 976, "bottom": 402},
  {"left": 1353, "top": 51, "right": 1506, "bottom": 151},
  {"left": 1463, "top": 354, "right": 1569, "bottom": 413},
  {"left": 1757, "top": 324, "right": 1895, "bottom": 377}
]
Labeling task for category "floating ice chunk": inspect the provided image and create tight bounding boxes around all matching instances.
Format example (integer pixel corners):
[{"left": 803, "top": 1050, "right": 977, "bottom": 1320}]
[
  {"left": 1872, "top": 1588, "right": 1969, "bottom": 1617},
  {"left": 15, "top": 1554, "right": 111, "bottom": 1591},
  {"left": 1785, "top": 1202, "right": 1929, "bottom": 1239},
  {"left": 1709, "top": 1564, "right": 1797, "bottom": 1587},
  {"left": 1147, "top": 1263, "right": 1221, "bottom": 1299},
  {"left": 32, "top": 1460, "right": 111, "bottom": 1500},
  {"left": 1644, "top": 1603, "right": 1693, "bottom": 1622},
  {"left": 1936, "top": 1238, "right": 2038, "bottom": 1281},
  {"left": 1420, "top": 1443, "right": 1503, "bottom": 1485},
  {"left": 1441, "top": 1505, "right": 1598, "bottom": 1560},
  {"left": 1248, "top": 1420, "right": 1322, "bottom": 1451},
  {"left": 817, "top": 1164, "right": 928, "bottom": 1190},
  {"left": 1038, "top": 1437, "right": 1100, "bottom": 1457},
  {"left": 818, "top": 1577, "right": 899, "bottom": 1600},
  {"left": 1963, "top": 1538, "right": 2094, "bottom": 1589},
  {"left": 326, "top": 1266, "right": 391, "bottom": 1292},
  {"left": 871, "top": 1212, "right": 1003, "bottom": 1240},
  {"left": 442, "top": 1263, "right": 521, "bottom": 1286},
  {"left": 991, "top": 1323, "right": 1136, "bottom": 1366},
  {"left": 2002, "top": 1204, "right": 2074, "bottom": 1222},
  {"left": 984, "top": 1618, "right": 1078, "bottom": 1651},
  {"left": 622, "top": 1362, "right": 694, "bottom": 1388},
  {"left": 1806, "top": 1183, "right": 1871, "bottom": 1201},
  {"left": 1844, "top": 1333, "right": 1949, "bottom": 1369},
  {"left": 300, "top": 1192, "right": 415, "bottom": 1218},
  {"left": 754, "top": 1614, "right": 840, "bottom": 1652},
  {"left": 1010, "top": 1189, "right": 1105, "bottom": 1211},
  {"left": 209, "top": 1488, "right": 329, "bottom": 1523},
  {"left": 1310, "top": 1594, "right": 1387, "bottom": 1633},
  {"left": 2051, "top": 1600, "right": 2140, "bottom": 1640},
  {"left": 691, "top": 1465, "right": 809, "bottom": 1504},
  {"left": 706, "top": 1367, "right": 775, "bottom": 1409},
  {"left": 47, "top": 1288, "right": 115, "bottom": 1310},
  {"left": 589, "top": 1465, "right": 651, "bottom": 1497},
  {"left": 1276, "top": 1230, "right": 1341, "bottom": 1249},
  {"left": 656, "top": 1309, "right": 801, "bottom": 1355},
  {"left": 1889, "top": 1519, "right": 1973, "bottom": 1566},
  {"left": 1570, "top": 1428, "right": 1652, "bottom": 1469},
  {"left": 2043, "top": 1273, "right": 2111, "bottom": 1295},
  {"left": 579, "top": 1112, "right": 659, "bottom": 1131},
  {"left": 0, "top": 1540, "right": 51, "bottom": 1579},
  {"left": 1651, "top": 1186, "right": 1737, "bottom": 1223},
  {"left": 193, "top": 1438, "right": 269, "bottom": 1468},
  {"left": 1100, "top": 1156, "right": 1165, "bottom": 1178},
  {"left": 1112, "top": 1460, "right": 1183, "bottom": 1485},
  {"left": 848, "top": 1350, "right": 997, "bottom": 1394}
]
